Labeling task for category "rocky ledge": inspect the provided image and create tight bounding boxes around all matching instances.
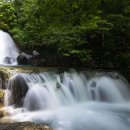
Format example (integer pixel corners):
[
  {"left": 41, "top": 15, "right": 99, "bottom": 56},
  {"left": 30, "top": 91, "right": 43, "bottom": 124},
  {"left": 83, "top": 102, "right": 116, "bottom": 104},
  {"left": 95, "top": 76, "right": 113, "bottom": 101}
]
[{"left": 0, "top": 122, "right": 52, "bottom": 130}]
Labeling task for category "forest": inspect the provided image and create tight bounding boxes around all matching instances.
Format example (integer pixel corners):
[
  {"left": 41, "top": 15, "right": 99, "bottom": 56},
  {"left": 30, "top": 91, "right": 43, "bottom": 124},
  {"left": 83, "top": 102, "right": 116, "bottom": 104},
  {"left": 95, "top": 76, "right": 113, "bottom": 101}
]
[
  {"left": 1, "top": 1, "right": 130, "bottom": 129},
  {"left": 0, "top": 0, "right": 130, "bottom": 72}
]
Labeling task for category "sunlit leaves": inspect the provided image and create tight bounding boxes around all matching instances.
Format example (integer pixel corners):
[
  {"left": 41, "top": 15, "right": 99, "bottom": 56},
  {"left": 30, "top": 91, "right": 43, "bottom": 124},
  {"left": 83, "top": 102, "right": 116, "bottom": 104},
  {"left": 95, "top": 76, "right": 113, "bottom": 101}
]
[
  {"left": 1, "top": 0, "right": 130, "bottom": 67},
  {"left": 0, "top": 1, "right": 16, "bottom": 29}
]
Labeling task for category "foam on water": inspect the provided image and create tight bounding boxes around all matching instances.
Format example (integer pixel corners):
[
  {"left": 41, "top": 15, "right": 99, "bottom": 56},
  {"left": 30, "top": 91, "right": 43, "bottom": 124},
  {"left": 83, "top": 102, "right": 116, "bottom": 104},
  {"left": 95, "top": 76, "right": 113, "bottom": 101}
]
[
  {"left": 0, "top": 30, "right": 19, "bottom": 65},
  {"left": 4, "top": 70, "right": 130, "bottom": 130}
]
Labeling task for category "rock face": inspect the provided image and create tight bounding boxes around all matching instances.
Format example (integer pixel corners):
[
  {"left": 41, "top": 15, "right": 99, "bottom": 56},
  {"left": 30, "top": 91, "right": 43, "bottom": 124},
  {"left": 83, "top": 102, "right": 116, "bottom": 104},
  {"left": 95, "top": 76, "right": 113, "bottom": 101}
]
[
  {"left": 0, "top": 122, "right": 52, "bottom": 130},
  {"left": 8, "top": 74, "right": 29, "bottom": 107}
]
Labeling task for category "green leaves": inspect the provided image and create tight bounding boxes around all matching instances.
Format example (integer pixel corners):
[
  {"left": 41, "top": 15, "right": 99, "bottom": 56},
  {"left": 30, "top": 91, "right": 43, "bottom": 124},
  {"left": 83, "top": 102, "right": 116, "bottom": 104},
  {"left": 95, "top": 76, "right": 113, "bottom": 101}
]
[
  {"left": 0, "top": 1, "right": 16, "bottom": 29},
  {"left": 1, "top": 0, "right": 130, "bottom": 67}
]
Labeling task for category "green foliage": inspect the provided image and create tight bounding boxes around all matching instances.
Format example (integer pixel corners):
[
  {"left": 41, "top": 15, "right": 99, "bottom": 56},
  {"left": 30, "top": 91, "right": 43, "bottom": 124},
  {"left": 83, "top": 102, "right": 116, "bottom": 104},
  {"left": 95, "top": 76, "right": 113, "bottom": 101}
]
[
  {"left": 1, "top": 0, "right": 130, "bottom": 67},
  {"left": 0, "top": 0, "right": 16, "bottom": 29}
]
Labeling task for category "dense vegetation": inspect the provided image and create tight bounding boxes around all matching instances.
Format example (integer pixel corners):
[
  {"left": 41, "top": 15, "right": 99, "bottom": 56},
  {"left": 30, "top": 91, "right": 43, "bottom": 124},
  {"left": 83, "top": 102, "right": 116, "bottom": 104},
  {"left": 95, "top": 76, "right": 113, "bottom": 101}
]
[{"left": 0, "top": 0, "right": 130, "bottom": 71}]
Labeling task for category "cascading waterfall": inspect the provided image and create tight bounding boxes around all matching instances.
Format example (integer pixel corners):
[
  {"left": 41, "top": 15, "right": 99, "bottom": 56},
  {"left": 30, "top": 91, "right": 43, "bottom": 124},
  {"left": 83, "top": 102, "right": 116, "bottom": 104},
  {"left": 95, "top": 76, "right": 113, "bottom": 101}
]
[
  {"left": 3, "top": 70, "right": 130, "bottom": 130},
  {"left": 0, "top": 30, "right": 19, "bottom": 65}
]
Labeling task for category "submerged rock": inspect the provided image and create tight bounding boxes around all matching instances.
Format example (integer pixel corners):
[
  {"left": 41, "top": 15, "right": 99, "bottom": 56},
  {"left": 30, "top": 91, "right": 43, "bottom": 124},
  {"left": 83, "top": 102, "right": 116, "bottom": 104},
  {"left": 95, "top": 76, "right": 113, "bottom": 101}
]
[{"left": 4, "top": 57, "right": 16, "bottom": 65}]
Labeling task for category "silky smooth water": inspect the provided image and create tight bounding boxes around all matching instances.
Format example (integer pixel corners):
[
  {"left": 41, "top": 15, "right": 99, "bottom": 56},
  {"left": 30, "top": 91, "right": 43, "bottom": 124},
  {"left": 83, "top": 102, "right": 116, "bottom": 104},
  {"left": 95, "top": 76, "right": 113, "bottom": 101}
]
[
  {"left": 4, "top": 70, "right": 130, "bottom": 130},
  {"left": 0, "top": 30, "right": 19, "bottom": 65}
]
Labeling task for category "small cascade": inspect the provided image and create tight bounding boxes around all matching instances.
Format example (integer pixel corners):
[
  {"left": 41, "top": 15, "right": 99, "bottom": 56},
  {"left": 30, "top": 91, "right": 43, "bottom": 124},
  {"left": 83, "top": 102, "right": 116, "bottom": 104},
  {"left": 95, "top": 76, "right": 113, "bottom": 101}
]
[
  {"left": 3, "top": 70, "right": 130, "bottom": 130},
  {"left": 8, "top": 71, "right": 130, "bottom": 108},
  {"left": 0, "top": 30, "right": 19, "bottom": 65}
]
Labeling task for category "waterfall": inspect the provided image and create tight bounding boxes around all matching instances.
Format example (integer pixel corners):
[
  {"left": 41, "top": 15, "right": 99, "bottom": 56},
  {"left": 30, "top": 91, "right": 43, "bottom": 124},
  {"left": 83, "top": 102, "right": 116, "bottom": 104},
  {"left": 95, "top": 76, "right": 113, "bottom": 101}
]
[
  {"left": 4, "top": 70, "right": 130, "bottom": 130},
  {"left": 0, "top": 30, "right": 19, "bottom": 65}
]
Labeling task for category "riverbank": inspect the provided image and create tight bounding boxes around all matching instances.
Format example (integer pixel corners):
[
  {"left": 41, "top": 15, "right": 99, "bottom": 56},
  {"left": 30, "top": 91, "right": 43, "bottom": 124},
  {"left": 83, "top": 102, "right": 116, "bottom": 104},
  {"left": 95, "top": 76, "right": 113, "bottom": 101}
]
[{"left": 0, "top": 122, "right": 52, "bottom": 130}]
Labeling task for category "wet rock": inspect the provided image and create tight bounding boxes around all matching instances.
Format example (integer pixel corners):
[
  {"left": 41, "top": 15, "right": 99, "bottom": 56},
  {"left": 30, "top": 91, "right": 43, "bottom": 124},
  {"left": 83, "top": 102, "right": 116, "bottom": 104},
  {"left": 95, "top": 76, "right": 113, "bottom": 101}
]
[
  {"left": 16, "top": 51, "right": 41, "bottom": 66},
  {"left": 0, "top": 122, "right": 52, "bottom": 130},
  {"left": 8, "top": 74, "right": 29, "bottom": 107},
  {"left": 4, "top": 57, "right": 16, "bottom": 64},
  {"left": 0, "top": 111, "right": 4, "bottom": 117},
  {"left": 32, "top": 50, "right": 39, "bottom": 58},
  {"left": 0, "top": 89, "right": 5, "bottom": 107},
  {"left": 17, "top": 54, "right": 28, "bottom": 65},
  {"left": 0, "top": 109, "right": 10, "bottom": 118}
]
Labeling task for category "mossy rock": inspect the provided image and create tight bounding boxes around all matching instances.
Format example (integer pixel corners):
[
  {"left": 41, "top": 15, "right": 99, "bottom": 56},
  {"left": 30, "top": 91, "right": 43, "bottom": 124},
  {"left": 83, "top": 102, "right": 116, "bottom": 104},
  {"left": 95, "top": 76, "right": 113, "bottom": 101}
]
[
  {"left": 0, "top": 122, "right": 52, "bottom": 130},
  {"left": 0, "top": 89, "right": 5, "bottom": 108}
]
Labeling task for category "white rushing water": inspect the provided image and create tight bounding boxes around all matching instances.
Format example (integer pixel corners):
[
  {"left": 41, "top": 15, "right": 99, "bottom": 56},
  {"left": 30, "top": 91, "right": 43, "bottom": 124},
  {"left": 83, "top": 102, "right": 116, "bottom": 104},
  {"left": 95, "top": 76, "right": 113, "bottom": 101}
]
[
  {"left": 0, "top": 30, "right": 19, "bottom": 65},
  {"left": 3, "top": 70, "right": 130, "bottom": 130}
]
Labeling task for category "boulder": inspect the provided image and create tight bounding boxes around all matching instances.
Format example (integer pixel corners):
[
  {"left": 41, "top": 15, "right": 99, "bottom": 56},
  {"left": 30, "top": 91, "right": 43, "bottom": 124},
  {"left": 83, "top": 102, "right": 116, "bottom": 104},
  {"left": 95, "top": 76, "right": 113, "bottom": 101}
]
[
  {"left": 8, "top": 74, "right": 29, "bottom": 107},
  {"left": 17, "top": 54, "right": 28, "bottom": 65}
]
